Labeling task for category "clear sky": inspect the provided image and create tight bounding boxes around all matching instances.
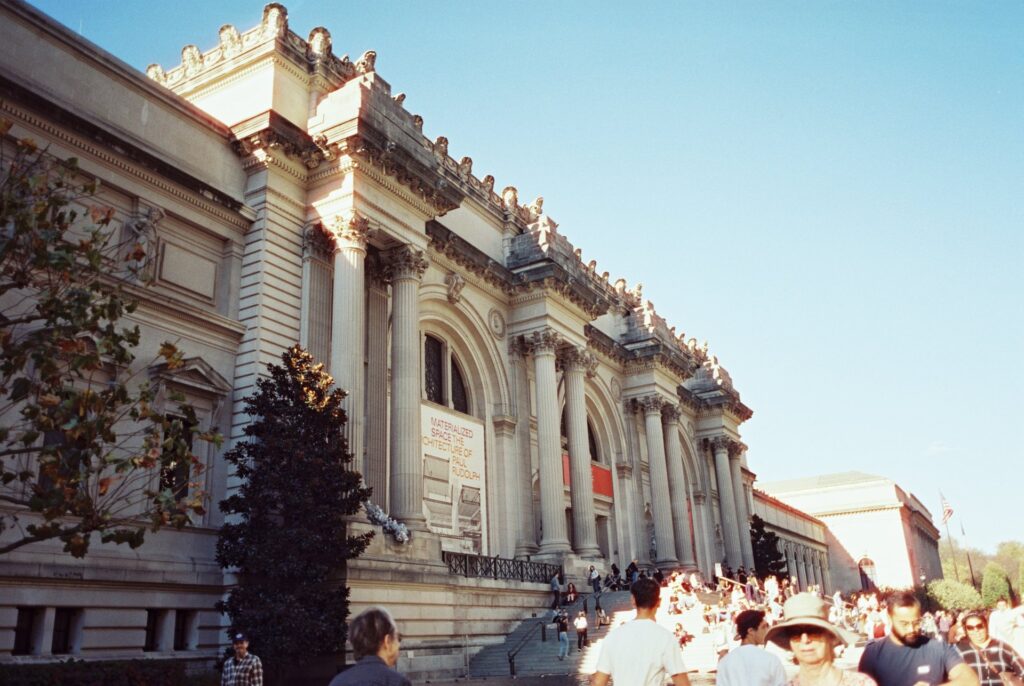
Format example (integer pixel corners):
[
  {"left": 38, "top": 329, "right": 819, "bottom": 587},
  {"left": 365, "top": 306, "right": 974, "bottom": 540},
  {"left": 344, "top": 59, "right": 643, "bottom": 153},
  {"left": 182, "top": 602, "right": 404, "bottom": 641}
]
[{"left": 31, "top": 1, "right": 1023, "bottom": 553}]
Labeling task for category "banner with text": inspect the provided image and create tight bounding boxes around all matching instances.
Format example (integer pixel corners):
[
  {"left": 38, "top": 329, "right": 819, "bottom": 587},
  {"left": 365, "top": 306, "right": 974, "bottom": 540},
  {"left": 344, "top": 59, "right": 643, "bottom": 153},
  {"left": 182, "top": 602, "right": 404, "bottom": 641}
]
[{"left": 421, "top": 403, "right": 487, "bottom": 555}]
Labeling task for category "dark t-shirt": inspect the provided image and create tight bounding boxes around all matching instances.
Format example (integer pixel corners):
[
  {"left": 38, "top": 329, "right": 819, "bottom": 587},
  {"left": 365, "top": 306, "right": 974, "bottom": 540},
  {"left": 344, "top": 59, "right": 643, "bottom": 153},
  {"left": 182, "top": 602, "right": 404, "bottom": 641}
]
[
  {"left": 555, "top": 616, "right": 569, "bottom": 634},
  {"left": 858, "top": 635, "right": 964, "bottom": 686}
]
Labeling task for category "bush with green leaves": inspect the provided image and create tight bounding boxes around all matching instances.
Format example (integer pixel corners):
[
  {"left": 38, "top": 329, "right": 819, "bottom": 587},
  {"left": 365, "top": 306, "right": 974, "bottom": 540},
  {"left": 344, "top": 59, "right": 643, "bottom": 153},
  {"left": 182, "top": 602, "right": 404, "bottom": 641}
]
[
  {"left": 981, "top": 561, "right": 1012, "bottom": 607},
  {"left": 0, "top": 121, "right": 216, "bottom": 557},
  {"left": 749, "top": 514, "right": 788, "bottom": 579},
  {"left": 927, "top": 578, "right": 983, "bottom": 611}
]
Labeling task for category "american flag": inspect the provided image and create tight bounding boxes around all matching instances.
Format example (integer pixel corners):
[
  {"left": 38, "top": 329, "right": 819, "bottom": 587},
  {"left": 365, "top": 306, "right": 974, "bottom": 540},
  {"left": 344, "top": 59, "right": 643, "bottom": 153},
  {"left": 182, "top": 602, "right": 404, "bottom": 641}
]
[{"left": 941, "top": 494, "right": 953, "bottom": 524}]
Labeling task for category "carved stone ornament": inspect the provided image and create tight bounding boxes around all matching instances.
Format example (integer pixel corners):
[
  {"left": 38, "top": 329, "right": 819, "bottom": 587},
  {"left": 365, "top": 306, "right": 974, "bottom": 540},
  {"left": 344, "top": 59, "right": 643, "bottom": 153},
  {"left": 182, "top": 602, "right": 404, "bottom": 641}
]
[
  {"left": 307, "top": 27, "right": 332, "bottom": 59},
  {"left": 331, "top": 212, "right": 372, "bottom": 248},
  {"left": 394, "top": 93, "right": 406, "bottom": 105},
  {"left": 636, "top": 395, "right": 664, "bottom": 416},
  {"left": 529, "top": 328, "right": 560, "bottom": 354},
  {"left": 458, "top": 156, "right": 473, "bottom": 178},
  {"left": 508, "top": 335, "right": 529, "bottom": 358},
  {"left": 488, "top": 309, "right": 506, "bottom": 339},
  {"left": 302, "top": 222, "right": 336, "bottom": 258},
  {"left": 219, "top": 24, "right": 243, "bottom": 58},
  {"left": 660, "top": 403, "right": 681, "bottom": 424},
  {"left": 610, "top": 378, "right": 622, "bottom": 400},
  {"left": 433, "top": 136, "right": 449, "bottom": 158},
  {"left": 181, "top": 45, "right": 202, "bottom": 77},
  {"left": 355, "top": 50, "right": 377, "bottom": 74},
  {"left": 261, "top": 3, "right": 288, "bottom": 40},
  {"left": 527, "top": 196, "right": 544, "bottom": 219},
  {"left": 501, "top": 186, "right": 518, "bottom": 210},
  {"left": 481, "top": 175, "right": 495, "bottom": 193},
  {"left": 412, "top": 115, "right": 424, "bottom": 132},
  {"left": 558, "top": 347, "right": 597, "bottom": 376},
  {"left": 386, "top": 246, "right": 428, "bottom": 281},
  {"left": 145, "top": 64, "right": 166, "bottom": 83},
  {"left": 444, "top": 272, "right": 465, "bottom": 304}
]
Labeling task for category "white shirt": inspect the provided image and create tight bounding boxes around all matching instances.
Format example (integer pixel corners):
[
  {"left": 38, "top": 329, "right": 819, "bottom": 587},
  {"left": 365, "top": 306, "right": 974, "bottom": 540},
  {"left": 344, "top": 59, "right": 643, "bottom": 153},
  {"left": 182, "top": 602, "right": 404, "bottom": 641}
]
[
  {"left": 594, "top": 618, "right": 687, "bottom": 686},
  {"left": 716, "top": 644, "right": 787, "bottom": 686}
]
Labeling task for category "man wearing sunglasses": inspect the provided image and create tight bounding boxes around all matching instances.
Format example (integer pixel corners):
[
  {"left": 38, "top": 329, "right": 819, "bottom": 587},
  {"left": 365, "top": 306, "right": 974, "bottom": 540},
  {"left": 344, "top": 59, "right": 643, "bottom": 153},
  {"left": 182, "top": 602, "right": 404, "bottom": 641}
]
[
  {"left": 859, "top": 591, "right": 978, "bottom": 686},
  {"left": 954, "top": 610, "right": 1024, "bottom": 686}
]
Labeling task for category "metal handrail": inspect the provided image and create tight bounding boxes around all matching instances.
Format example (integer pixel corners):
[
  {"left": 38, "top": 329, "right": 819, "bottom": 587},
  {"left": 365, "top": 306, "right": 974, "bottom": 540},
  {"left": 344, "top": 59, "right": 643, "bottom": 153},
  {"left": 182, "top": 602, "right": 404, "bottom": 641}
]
[
  {"left": 507, "top": 620, "right": 546, "bottom": 677},
  {"left": 441, "top": 551, "right": 562, "bottom": 583}
]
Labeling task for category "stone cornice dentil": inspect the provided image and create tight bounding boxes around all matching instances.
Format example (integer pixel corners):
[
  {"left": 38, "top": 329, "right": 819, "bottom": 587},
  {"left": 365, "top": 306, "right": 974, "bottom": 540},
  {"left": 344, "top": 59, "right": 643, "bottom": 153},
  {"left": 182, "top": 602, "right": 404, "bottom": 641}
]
[
  {"left": 384, "top": 245, "right": 428, "bottom": 281},
  {"left": 426, "top": 220, "right": 515, "bottom": 294}
]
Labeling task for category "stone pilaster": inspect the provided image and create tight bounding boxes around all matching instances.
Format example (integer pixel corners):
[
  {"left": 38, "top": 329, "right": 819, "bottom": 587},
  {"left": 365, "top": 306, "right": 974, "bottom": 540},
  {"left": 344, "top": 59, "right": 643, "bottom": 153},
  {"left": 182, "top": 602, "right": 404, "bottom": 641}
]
[
  {"left": 710, "top": 436, "right": 742, "bottom": 569},
  {"left": 509, "top": 338, "right": 538, "bottom": 557},
  {"left": 532, "top": 329, "right": 571, "bottom": 556},
  {"left": 561, "top": 347, "right": 600, "bottom": 558},
  {"left": 623, "top": 401, "right": 650, "bottom": 565},
  {"left": 662, "top": 405, "right": 696, "bottom": 570},
  {"left": 386, "top": 245, "right": 428, "bottom": 529},
  {"left": 729, "top": 447, "right": 755, "bottom": 570},
  {"left": 692, "top": 491, "right": 713, "bottom": 576},
  {"left": 330, "top": 213, "right": 371, "bottom": 475},
  {"left": 365, "top": 256, "right": 389, "bottom": 507},
  {"left": 638, "top": 396, "right": 679, "bottom": 568}
]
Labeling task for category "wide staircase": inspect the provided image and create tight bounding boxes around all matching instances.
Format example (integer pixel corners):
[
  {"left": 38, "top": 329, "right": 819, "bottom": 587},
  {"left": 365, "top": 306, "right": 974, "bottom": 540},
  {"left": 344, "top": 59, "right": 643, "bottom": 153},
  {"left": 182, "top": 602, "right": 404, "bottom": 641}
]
[{"left": 469, "top": 589, "right": 726, "bottom": 679}]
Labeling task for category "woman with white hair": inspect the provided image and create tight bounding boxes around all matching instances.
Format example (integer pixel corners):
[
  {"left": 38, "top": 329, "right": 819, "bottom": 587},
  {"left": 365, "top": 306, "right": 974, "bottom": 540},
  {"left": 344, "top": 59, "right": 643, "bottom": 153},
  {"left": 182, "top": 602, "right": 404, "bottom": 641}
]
[{"left": 766, "top": 593, "right": 877, "bottom": 686}]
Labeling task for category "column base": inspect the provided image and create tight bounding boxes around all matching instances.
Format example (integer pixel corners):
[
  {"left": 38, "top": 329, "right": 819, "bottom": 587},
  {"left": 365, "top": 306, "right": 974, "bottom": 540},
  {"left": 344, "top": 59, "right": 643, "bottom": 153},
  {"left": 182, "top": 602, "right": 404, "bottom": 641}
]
[
  {"left": 655, "top": 557, "right": 681, "bottom": 573},
  {"left": 536, "top": 539, "right": 572, "bottom": 558},
  {"left": 573, "top": 544, "right": 603, "bottom": 559},
  {"left": 515, "top": 541, "right": 540, "bottom": 558}
]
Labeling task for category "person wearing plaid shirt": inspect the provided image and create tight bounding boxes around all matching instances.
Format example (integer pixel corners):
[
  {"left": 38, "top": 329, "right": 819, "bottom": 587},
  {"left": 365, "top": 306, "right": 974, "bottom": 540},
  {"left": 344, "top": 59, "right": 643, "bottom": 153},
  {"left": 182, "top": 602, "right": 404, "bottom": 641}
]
[
  {"left": 955, "top": 610, "right": 1024, "bottom": 686},
  {"left": 222, "top": 632, "right": 263, "bottom": 686}
]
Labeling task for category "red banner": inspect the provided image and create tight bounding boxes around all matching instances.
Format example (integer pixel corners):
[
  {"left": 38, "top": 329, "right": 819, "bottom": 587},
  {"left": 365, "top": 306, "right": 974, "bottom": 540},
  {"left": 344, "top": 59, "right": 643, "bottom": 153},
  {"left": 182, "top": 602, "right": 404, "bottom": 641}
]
[{"left": 562, "top": 453, "right": 614, "bottom": 498}]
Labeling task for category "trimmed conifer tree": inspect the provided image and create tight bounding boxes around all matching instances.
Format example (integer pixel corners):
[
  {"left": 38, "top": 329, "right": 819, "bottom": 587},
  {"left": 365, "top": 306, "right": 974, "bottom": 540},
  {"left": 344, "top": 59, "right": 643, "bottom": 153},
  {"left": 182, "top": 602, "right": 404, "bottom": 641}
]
[
  {"left": 216, "top": 345, "right": 372, "bottom": 676},
  {"left": 750, "top": 514, "right": 789, "bottom": 579}
]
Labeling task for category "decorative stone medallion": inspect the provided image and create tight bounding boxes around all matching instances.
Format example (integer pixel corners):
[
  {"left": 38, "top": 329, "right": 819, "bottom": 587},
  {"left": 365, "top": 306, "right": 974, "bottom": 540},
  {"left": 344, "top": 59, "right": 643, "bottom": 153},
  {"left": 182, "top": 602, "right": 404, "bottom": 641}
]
[
  {"left": 610, "top": 378, "right": 622, "bottom": 400},
  {"left": 488, "top": 309, "right": 506, "bottom": 339}
]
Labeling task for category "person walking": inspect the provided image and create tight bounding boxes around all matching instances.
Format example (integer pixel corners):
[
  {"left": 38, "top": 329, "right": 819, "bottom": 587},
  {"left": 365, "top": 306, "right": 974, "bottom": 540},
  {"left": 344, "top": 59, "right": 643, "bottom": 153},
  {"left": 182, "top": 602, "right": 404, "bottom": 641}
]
[
  {"left": 765, "top": 593, "right": 873, "bottom": 686},
  {"left": 589, "top": 565, "right": 602, "bottom": 594},
  {"left": 590, "top": 577, "right": 691, "bottom": 686},
  {"left": 954, "top": 610, "right": 1024, "bottom": 686},
  {"left": 575, "top": 611, "right": 590, "bottom": 650},
  {"left": 550, "top": 571, "right": 562, "bottom": 611},
  {"left": 222, "top": 632, "right": 263, "bottom": 686},
  {"left": 555, "top": 609, "right": 570, "bottom": 661},
  {"left": 328, "top": 607, "right": 410, "bottom": 686},
  {"left": 858, "top": 590, "right": 978, "bottom": 686},
  {"left": 717, "top": 609, "right": 787, "bottom": 686}
]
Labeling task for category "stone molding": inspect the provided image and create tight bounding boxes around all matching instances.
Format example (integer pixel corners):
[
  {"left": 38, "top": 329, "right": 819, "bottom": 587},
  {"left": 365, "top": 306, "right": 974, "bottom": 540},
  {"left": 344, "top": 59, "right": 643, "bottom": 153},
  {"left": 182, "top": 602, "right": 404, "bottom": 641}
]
[{"left": 444, "top": 272, "right": 466, "bottom": 304}]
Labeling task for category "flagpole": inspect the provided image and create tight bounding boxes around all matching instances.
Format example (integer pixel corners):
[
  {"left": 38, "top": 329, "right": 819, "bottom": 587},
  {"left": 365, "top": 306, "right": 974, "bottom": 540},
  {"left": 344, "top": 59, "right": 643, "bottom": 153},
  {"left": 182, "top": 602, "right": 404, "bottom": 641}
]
[
  {"left": 941, "top": 493, "right": 961, "bottom": 583},
  {"left": 961, "top": 519, "right": 978, "bottom": 589}
]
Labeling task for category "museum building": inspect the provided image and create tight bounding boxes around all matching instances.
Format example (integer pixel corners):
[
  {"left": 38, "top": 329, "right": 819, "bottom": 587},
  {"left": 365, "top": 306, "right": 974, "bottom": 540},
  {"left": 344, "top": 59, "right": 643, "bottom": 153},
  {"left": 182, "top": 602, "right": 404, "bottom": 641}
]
[{"left": 0, "top": 2, "right": 934, "bottom": 679}]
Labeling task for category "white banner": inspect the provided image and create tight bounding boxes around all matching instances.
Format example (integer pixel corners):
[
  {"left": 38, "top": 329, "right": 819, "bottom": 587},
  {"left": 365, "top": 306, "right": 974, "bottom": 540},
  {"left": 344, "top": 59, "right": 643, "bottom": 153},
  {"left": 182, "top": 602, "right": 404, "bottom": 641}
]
[{"left": 421, "top": 403, "right": 487, "bottom": 555}]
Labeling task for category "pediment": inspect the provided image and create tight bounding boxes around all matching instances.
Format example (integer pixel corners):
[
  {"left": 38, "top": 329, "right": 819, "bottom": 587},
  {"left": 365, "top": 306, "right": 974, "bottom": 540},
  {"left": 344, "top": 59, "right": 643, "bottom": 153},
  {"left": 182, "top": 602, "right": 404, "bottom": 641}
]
[{"left": 150, "top": 356, "right": 232, "bottom": 398}]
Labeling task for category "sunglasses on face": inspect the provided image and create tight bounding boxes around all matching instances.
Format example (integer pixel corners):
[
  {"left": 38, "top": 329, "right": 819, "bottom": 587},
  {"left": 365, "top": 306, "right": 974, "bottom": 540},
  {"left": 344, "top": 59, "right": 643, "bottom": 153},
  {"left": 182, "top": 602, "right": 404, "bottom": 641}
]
[
  {"left": 965, "top": 624, "right": 986, "bottom": 631},
  {"left": 787, "top": 628, "right": 828, "bottom": 642}
]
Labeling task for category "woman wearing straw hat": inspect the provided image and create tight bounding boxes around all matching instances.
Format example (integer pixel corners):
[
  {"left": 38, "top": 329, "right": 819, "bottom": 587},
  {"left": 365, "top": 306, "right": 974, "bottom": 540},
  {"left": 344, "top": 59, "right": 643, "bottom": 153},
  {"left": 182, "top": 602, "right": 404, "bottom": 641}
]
[{"left": 765, "top": 593, "right": 877, "bottom": 686}]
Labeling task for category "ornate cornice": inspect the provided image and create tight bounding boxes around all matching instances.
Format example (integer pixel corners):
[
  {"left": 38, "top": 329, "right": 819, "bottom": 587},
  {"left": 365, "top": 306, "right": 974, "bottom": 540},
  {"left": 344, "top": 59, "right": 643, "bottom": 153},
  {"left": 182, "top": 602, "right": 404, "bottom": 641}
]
[
  {"left": 384, "top": 245, "right": 428, "bottom": 281},
  {"left": 426, "top": 220, "right": 515, "bottom": 293},
  {"left": 230, "top": 110, "right": 325, "bottom": 170}
]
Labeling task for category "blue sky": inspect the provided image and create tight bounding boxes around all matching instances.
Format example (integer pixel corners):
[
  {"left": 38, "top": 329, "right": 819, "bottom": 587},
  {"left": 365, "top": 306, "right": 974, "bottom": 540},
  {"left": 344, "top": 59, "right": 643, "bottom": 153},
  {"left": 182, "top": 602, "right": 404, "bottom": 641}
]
[{"left": 32, "top": 1, "right": 1023, "bottom": 552}]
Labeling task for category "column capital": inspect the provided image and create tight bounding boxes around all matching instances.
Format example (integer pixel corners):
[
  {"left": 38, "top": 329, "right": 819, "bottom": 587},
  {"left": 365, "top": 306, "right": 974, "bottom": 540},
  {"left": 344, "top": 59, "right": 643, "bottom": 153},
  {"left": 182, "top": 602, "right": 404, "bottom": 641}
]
[
  {"left": 508, "top": 336, "right": 530, "bottom": 359},
  {"left": 302, "top": 222, "right": 336, "bottom": 259},
  {"left": 635, "top": 394, "right": 664, "bottom": 417},
  {"left": 385, "top": 245, "right": 428, "bottom": 281},
  {"left": 660, "top": 403, "right": 681, "bottom": 424},
  {"left": 331, "top": 211, "right": 373, "bottom": 250},
  {"left": 557, "top": 346, "right": 597, "bottom": 375},
  {"left": 705, "top": 435, "right": 745, "bottom": 457},
  {"left": 529, "top": 328, "right": 561, "bottom": 354}
]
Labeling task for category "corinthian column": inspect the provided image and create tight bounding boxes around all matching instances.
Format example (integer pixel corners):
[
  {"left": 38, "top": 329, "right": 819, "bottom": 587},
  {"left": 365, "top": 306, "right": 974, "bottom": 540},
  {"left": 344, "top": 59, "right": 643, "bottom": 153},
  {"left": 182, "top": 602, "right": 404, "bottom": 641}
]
[
  {"left": 509, "top": 338, "right": 538, "bottom": 556},
  {"left": 710, "top": 436, "right": 742, "bottom": 569},
  {"left": 638, "top": 396, "right": 678, "bottom": 568},
  {"left": 662, "top": 405, "right": 696, "bottom": 570},
  {"left": 532, "top": 330, "right": 571, "bottom": 556},
  {"left": 729, "top": 447, "right": 755, "bottom": 570},
  {"left": 561, "top": 347, "right": 600, "bottom": 558},
  {"left": 330, "top": 213, "right": 371, "bottom": 474},
  {"left": 387, "top": 245, "right": 428, "bottom": 529}
]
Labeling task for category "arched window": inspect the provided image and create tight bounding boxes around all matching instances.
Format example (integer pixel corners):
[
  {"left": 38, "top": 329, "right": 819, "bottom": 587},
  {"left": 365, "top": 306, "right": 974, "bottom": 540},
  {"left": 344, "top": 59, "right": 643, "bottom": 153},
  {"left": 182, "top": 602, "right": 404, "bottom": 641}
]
[
  {"left": 559, "top": 410, "right": 601, "bottom": 463},
  {"left": 423, "top": 333, "right": 471, "bottom": 415}
]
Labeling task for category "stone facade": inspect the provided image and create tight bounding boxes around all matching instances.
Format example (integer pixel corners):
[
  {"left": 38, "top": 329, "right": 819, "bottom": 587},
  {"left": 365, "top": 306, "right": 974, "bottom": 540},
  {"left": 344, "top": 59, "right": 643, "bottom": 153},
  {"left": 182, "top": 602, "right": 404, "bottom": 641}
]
[
  {"left": 752, "top": 490, "right": 832, "bottom": 592},
  {"left": 0, "top": 1, "right": 939, "bottom": 679},
  {"left": 759, "top": 471, "right": 943, "bottom": 592}
]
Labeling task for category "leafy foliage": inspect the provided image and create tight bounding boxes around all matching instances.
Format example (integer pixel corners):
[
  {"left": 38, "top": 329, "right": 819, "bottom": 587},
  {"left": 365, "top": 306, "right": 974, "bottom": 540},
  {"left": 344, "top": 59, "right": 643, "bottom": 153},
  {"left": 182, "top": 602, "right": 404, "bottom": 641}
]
[
  {"left": 981, "top": 561, "right": 1012, "bottom": 607},
  {"left": 749, "top": 514, "right": 788, "bottom": 579},
  {"left": 926, "top": 578, "right": 982, "bottom": 611},
  {"left": 216, "top": 345, "right": 372, "bottom": 672},
  {"left": 0, "top": 122, "right": 216, "bottom": 557}
]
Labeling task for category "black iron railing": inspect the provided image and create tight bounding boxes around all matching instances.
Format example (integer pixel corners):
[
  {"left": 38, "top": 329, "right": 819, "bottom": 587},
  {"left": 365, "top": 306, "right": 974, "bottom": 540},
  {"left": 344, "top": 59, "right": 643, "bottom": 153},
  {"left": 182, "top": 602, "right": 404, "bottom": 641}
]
[{"left": 442, "top": 551, "right": 562, "bottom": 583}]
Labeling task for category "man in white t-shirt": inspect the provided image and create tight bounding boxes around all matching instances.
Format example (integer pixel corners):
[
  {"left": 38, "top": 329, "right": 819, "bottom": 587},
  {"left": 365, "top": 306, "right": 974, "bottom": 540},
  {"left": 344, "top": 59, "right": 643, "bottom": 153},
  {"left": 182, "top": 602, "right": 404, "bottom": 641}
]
[
  {"left": 716, "top": 609, "right": 786, "bottom": 686},
  {"left": 591, "top": 577, "right": 690, "bottom": 686}
]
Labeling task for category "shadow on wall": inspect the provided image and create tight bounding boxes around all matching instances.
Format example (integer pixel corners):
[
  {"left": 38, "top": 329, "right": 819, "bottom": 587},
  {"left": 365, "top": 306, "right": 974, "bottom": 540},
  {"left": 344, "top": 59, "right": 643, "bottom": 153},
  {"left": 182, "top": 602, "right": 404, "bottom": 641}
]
[{"left": 825, "top": 528, "right": 863, "bottom": 594}]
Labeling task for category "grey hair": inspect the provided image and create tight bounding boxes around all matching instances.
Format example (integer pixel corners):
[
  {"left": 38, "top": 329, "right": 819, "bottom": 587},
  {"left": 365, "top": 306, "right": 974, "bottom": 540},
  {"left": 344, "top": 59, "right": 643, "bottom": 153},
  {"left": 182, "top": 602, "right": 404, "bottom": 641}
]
[{"left": 349, "top": 606, "right": 398, "bottom": 659}]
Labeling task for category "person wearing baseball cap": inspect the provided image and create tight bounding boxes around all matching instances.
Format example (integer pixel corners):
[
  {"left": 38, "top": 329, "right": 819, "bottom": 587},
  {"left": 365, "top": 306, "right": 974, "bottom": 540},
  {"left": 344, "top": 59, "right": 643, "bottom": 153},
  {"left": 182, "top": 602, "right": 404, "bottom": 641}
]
[
  {"left": 222, "top": 631, "right": 262, "bottom": 686},
  {"left": 765, "top": 593, "right": 873, "bottom": 686}
]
